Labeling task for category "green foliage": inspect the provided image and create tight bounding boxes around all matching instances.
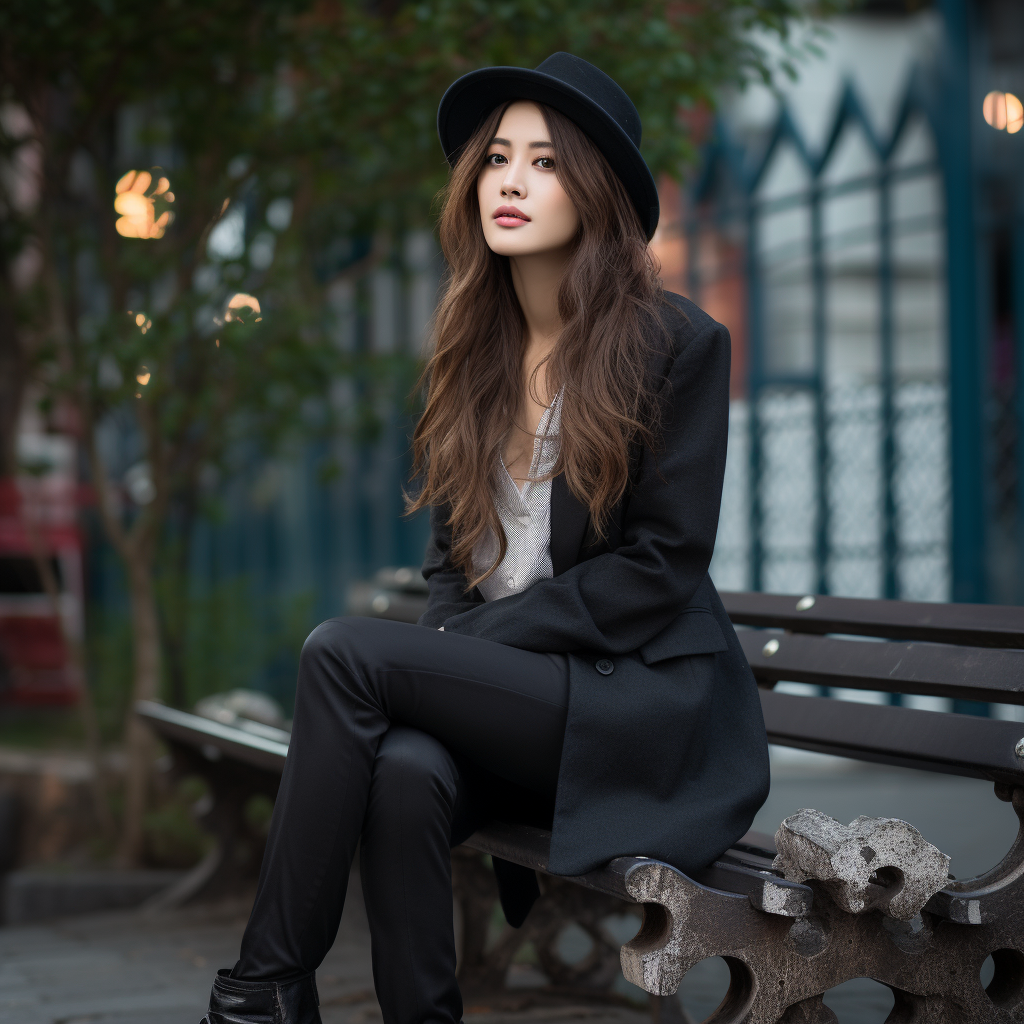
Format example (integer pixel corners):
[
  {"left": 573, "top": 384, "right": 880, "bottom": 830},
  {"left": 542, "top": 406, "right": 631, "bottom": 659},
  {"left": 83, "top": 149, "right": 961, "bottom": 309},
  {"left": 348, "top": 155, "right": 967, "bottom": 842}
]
[
  {"left": 143, "top": 775, "right": 214, "bottom": 868},
  {"left": 296, "top": 0, "right": 839, "bottom": 233},
  {"left": 167, "top": 578, "right": 314, "bottom": 711},
  {"left": 3, "top": 0, "right": 350, "bottom": 518},
  {"left": 0, "top": 708, "right": 86, "bottom": 749},
  {"left": 90, "top": 573, "right": 315, "bottom": 718},
  {"left": 85, "top": 603, "right": 136, "bottom": 743}
]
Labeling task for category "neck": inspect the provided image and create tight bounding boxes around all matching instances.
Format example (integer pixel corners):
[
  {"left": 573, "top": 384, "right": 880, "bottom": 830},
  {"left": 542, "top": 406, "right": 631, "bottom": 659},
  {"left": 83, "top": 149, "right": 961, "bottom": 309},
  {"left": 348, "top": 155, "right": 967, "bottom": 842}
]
[{"left": 508, "top": 244, "right": 573, "bottom": 353}]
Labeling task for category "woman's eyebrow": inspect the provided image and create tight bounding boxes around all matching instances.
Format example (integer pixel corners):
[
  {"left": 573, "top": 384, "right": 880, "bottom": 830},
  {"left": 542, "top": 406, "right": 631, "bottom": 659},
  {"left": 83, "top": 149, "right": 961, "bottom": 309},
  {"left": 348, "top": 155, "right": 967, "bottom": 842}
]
[{"left": 487, "top": 138, "right": 554, "bottom": 148}]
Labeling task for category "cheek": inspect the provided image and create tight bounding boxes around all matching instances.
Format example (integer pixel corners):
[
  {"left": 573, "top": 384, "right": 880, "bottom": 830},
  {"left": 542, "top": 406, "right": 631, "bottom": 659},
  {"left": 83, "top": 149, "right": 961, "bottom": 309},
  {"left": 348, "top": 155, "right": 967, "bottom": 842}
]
[{"left": 542, "top": 180, "right": 580, "bottom": 239}]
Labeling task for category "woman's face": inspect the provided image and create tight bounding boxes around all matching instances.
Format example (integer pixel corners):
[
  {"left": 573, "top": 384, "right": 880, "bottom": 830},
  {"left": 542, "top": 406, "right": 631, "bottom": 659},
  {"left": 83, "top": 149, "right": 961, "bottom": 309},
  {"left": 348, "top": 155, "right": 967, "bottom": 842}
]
[{"left": 477, "top": 101, "right": 581, "bottom": 258}]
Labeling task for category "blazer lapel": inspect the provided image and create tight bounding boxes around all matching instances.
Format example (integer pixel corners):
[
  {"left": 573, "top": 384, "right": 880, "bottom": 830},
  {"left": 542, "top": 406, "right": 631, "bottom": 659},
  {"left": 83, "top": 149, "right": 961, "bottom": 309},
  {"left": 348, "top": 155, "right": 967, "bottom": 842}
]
[{"left": 550, "top": 474, "right": 590, "bottom": 576}]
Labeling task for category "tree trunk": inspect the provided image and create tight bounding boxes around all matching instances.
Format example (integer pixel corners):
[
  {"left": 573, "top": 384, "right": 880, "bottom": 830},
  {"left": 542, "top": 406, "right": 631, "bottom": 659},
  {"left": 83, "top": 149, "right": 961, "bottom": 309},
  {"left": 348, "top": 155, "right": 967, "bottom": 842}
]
[
  {"left": 161, "top": 490, "right": 198, "bottom": 709},
  {"left": 116, "top": 545, "right": 161, "bottom": 866},
  {"left": 0, "top": 268, "right": 26, "bottom": 479}
]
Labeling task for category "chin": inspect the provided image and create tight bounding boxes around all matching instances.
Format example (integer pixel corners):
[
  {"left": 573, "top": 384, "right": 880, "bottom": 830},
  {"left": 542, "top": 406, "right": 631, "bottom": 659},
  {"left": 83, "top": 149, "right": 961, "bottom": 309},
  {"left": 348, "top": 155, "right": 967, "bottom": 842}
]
[
  {"left": 483, "top": 229, "right": 567, "bottom": 258},
  {"left": 486, "top": 239, "right": 532, "bottom": 257}
]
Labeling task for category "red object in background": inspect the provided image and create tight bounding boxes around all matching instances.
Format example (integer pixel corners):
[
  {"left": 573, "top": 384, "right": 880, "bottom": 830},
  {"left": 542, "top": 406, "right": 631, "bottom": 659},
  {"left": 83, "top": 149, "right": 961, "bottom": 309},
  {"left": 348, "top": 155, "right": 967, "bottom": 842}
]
[
  {"left": 650, "top": 177, "right": 749, "bottom": 400},
  {"left": 0, "top": 474, "right": 84, "bottom": 706},
  {"left": 0, "top": 618, "right": 67, "bottom": 670}
]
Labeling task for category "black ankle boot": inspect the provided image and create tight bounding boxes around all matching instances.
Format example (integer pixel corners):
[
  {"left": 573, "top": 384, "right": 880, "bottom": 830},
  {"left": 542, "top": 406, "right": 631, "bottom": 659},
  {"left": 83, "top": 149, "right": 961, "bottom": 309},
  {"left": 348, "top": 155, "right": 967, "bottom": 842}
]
[{"left": 200, "top": 968, "right": 321, "bottom": 1024}]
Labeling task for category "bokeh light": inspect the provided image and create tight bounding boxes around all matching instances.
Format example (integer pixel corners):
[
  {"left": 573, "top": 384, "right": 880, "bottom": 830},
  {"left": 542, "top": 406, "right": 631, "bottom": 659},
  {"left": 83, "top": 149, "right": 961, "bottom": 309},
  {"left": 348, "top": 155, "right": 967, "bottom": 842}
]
[
  {"left": 983, "top": 90, "right": 1024, "bottom": 134},
  {"left": 114, "top": 169, "right": 175, "bottom": 238},
  {"left": 226, "top": 292, "right": 261, "bottom": 322}
]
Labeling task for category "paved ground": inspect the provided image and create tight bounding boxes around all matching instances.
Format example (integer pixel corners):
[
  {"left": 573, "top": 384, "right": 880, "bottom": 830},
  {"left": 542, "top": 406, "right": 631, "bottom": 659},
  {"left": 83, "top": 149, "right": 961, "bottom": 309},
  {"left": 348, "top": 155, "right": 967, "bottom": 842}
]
[
  {"left": 0, "top": 874, "right": 648, "bottom": 1024},
  {"left": 0, "top": 752, "right": 1017, "bottom": 1024}
]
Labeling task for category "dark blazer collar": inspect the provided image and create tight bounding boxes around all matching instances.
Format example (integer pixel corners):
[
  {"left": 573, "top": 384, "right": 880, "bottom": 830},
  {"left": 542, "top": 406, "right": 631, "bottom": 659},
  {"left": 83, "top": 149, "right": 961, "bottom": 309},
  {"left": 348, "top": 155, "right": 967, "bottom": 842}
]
[{"left": 550, "top": 474, "right": 590, "bottom": 576}]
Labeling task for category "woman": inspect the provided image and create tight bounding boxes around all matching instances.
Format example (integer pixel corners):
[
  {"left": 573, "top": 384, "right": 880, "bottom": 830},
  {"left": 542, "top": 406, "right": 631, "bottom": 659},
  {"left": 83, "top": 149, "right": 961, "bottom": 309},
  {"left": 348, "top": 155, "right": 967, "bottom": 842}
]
[{"left": 203, "top": 52, "right": 769, "bottom": 1024}]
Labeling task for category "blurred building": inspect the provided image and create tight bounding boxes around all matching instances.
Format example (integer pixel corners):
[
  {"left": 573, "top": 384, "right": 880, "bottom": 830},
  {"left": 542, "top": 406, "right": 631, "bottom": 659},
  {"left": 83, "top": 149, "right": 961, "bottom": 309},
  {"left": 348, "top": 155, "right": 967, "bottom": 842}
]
[{"left": 653, "top": 0, "right": 1024, "bottom": 605}]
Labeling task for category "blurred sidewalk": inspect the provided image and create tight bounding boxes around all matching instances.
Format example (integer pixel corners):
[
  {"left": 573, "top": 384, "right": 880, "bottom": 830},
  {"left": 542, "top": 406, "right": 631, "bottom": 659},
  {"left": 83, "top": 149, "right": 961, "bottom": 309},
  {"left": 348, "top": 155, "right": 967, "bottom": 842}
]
[
  {"left": 1, "top": 750, "right": 1015, "bottom": 1024},
  {"left": 0, "top": 873, "right": 646, "bottom": 1024}
]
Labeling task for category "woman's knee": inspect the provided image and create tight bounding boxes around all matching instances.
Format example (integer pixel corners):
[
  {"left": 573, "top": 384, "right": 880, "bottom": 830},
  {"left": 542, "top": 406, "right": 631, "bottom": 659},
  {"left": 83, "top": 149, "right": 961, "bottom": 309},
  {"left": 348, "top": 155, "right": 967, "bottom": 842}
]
[
  {"left": 293, "top": 617, "right": 373, "bottom": 713},
  {"left": 370, "top": 727, "right": 459, "bottom": 812},
  {"left": 301, "top": 616, "right": 358, "bottom": 664},
  {"left": 299, "top": 616, "right": 373, "bottom": 678}
]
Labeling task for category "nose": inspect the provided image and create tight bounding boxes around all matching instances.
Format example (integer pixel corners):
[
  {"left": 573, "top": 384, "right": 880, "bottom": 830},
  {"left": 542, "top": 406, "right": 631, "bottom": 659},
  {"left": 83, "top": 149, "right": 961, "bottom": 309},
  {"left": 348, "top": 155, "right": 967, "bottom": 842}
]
[{"left": 500, "top": 163, "right": 526, "bottom": 200}]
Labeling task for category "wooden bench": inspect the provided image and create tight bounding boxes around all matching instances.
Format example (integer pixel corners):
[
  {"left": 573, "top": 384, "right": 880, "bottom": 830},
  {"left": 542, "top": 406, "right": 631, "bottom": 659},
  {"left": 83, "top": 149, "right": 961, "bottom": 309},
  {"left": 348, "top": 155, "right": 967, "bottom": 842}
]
[{"left": 139, "top": 579, "right": 1024, "bottom": 1023}]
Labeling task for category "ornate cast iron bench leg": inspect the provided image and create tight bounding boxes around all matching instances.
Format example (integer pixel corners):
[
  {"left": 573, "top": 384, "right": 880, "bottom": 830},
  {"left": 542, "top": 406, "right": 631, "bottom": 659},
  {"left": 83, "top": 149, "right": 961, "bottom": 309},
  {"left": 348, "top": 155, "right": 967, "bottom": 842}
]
[
  {"left": 452, "top": 847, "right": 634, "bottom": 1002},
  {"left": 619, "top": 799, "right": 1024, "bottom": 1023}
]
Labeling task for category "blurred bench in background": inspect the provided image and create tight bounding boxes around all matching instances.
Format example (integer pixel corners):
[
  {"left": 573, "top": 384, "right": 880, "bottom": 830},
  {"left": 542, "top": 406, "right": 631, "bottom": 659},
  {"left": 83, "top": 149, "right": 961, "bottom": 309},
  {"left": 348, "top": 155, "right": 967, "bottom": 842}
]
[{"left": 139, "top": 572, "right": 1024, "bottom": 1023}]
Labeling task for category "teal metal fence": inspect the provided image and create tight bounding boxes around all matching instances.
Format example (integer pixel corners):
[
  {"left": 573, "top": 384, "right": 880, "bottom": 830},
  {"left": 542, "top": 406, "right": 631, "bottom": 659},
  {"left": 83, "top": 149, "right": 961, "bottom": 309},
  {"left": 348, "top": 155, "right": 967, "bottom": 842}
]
[{"left": 691, "top": 74, "right": 951, "bottom": 604}]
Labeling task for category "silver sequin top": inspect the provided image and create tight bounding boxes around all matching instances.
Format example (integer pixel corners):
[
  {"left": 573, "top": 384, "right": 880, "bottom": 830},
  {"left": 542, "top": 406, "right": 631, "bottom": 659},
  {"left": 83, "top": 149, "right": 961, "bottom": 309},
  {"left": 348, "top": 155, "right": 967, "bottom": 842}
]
[{"left": 474, "top": 390, "right": 563, "bottom": 602}]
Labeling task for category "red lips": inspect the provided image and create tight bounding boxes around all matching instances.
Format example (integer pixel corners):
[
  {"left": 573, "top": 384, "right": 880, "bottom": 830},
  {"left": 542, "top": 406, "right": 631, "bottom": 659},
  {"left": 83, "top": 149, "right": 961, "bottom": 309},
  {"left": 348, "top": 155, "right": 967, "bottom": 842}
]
[{"left": 493, "top": 205, "right": 530, "bottom": 225}]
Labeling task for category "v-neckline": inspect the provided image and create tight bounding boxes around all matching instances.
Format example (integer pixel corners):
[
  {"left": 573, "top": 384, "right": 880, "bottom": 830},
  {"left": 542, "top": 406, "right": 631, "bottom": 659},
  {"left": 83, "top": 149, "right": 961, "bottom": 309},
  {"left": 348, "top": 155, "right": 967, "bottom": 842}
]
[{"left": 502, "top": 389, "right": 562, "bottom": 498}]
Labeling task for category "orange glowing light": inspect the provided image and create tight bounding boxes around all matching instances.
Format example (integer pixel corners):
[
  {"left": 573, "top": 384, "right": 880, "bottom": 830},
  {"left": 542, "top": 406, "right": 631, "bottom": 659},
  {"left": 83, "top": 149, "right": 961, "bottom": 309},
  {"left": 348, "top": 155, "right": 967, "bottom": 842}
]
[
  {"left": 135, "top": 313, "right": 146, "bottom": 326},
  {"left": 225, "top": 293, "right": 261, "bottom": 322},
  {"left": 114, "top": 169, "right": 174, "bottom": 239},
  {"left": 1009, "top": 95, "right": 1023, "bottom": 134},
  {"left": 116, "top": 170, "right": 151, "bottom": 194},
  {"left": 984, "top": 91, "right": 1024, "bottom": 134},
  {"left": 136, "top": 368, "right": 151, "bottom": 386}
]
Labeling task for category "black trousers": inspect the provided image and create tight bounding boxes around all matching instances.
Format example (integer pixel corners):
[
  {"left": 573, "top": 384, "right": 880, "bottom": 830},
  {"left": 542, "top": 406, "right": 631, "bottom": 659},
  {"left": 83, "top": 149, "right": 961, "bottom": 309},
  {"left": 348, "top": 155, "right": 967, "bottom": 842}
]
[{"left": 233, "top": 616, "right": 570, "bottom": 1024}]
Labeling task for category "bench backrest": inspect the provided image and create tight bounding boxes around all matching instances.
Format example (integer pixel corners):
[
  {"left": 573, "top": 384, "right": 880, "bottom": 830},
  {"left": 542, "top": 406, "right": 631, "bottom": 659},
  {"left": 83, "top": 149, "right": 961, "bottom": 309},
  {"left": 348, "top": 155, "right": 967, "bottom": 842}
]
[{"left": 721, "top": 591, "right": 1024, "bottom": 786}]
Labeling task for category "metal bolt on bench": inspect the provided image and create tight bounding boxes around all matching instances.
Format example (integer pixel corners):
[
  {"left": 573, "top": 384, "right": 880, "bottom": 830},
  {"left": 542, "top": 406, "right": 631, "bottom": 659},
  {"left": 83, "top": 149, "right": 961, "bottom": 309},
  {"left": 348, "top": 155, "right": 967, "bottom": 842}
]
[{"left": 138, "top": 578, "right": 1024, "bottom": 1023}]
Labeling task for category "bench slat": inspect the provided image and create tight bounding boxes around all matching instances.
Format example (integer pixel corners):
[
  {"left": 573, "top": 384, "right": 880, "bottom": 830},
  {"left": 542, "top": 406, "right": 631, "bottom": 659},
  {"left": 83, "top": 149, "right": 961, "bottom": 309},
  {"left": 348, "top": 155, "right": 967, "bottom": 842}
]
[
  {"left": 722, "top": 591, "right": 1024, "bottom": 649},
  {"left": 738, "top": 630, "right": 1024, "bottom": 704},
  {"left": 463, "top": 821, "right": 812, "bottom": 915},
  {"left": 734, "top": 831, "right": 778, "bottom": 858},
  {"left": 137, "top": 701, "right": 288, "bottom": 774},
  {"left": 463, "top": 821, "right": 636, "bottom": 901},
  {"left": 761, "top": 689, "right": 1024, "bottom": 783}
]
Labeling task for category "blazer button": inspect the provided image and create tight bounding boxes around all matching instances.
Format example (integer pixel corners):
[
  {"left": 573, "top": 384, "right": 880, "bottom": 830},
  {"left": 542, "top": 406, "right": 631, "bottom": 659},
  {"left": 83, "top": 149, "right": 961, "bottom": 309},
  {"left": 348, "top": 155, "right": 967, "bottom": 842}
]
[{"left": 595, "top": 658, "right": 614, "bottom": 675}]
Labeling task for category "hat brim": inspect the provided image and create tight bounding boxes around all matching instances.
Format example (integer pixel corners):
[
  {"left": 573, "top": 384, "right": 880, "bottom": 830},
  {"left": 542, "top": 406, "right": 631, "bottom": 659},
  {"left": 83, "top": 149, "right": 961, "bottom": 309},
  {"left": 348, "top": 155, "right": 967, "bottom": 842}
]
[{"left": 437, "top": 66, "right": 660, "bottom": 241}]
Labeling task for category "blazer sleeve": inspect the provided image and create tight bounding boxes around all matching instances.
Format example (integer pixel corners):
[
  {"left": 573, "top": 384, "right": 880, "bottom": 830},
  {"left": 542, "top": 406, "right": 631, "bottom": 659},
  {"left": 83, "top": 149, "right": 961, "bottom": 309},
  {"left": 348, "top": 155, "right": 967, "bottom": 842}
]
[
  {"left": 418, "top": 502, "right": 484, "bottom": 628},
  {"left": 440, "top": 312, "right": 730, "bottom": 654}
]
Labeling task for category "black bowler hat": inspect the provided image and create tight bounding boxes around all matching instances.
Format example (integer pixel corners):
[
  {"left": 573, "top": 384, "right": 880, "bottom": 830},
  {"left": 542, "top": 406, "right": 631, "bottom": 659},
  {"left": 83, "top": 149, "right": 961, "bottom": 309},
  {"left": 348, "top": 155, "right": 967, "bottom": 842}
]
[{"left": 437, "top": 52, "right": 660, "bottom": 241}]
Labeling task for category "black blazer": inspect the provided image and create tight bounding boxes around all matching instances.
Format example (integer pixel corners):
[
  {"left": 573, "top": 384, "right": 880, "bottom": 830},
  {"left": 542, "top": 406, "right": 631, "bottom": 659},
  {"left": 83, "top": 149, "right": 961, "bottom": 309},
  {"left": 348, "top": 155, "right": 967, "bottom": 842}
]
[{"left": 420, "top": 292, "right": 770, "bottom": 916}]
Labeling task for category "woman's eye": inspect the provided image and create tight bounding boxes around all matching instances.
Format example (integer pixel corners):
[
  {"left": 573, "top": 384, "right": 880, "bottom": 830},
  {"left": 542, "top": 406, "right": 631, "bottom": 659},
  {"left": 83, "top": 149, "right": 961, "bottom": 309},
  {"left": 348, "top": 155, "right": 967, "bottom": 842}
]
[
  {"left": 535, "top": 157, "right": 555, "bottom": 169},
  {"left": 486, "top": 153, "right": 507, "bottom": 165}
]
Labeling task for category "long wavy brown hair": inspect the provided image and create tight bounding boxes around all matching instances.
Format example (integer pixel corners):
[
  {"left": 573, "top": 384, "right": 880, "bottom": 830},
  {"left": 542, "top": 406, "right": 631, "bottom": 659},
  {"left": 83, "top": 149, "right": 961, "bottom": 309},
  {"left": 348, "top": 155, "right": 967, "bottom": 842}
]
[{"left": 408, "top": 101, "right": 668, "bottom": 588}]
